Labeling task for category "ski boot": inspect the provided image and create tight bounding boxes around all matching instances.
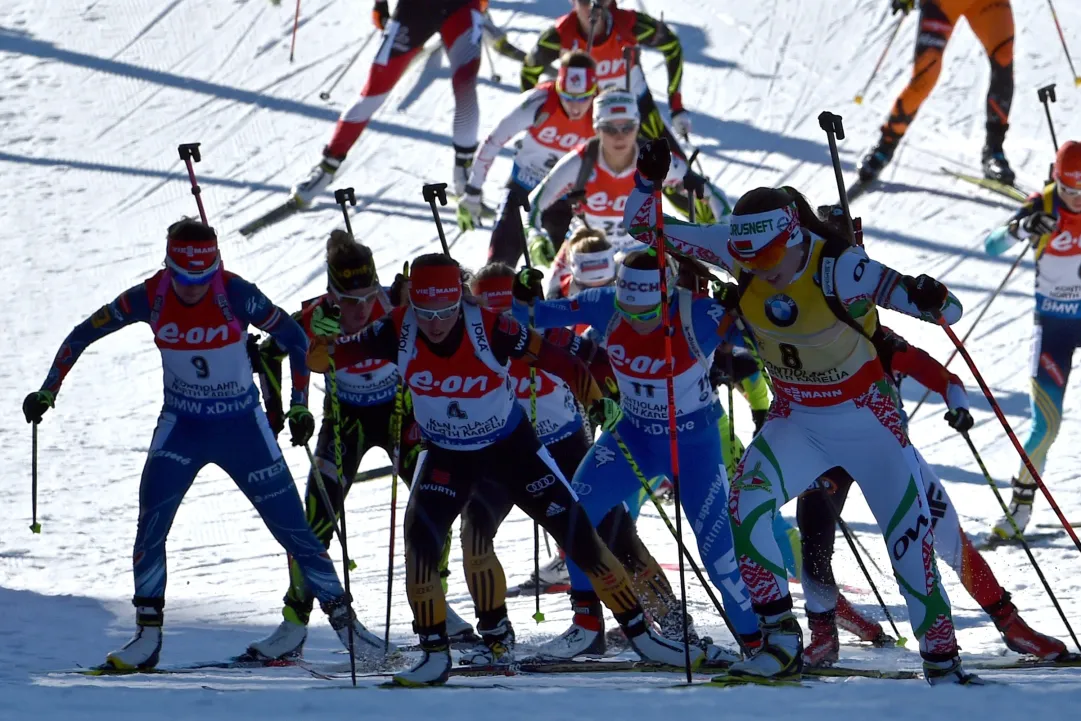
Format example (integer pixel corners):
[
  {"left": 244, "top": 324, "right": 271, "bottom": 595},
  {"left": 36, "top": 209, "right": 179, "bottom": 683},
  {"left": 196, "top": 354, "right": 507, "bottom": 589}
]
[
  {"left": 723, "top": 612, "right": 803, "bottom": 681},
  {"left": 924, "top": 656, "right": 984, "bottom": 686},
  {"left": 445, "top": 605, "right": 478, "bottom": 644},
  {"left": 836, "top": 593, "right": 895, "bottom": 646},
  {"left": 802, "top": 608, "right": 839, "bottom": 668},
  {"left": 991, "top": 481, "right": 1034, "bottom": 540},
  {"left": 509, "top": 554, "right": 570, "bottom": 597},
  {"left": 247, "top": 617, "right": 307, "bottom": 661},
  {"left": 536, "top": 592, "right": 606, "bottom": 660},
  {"left": 322, "top": 595, "right": 388, "bottom": 661},
  {"left": 982, "top": 123, "right": 1016, "bottom": 186},
  {"left": 857, "top": 131, "right": 901, "bottom": 184},
  {"left": 452, "top": 144, "right": 477, "bottom": 198},
  {"left": 986, "top": 592, "right": 1068, "bottom": 660},
  {"left": 459, "top": 615, "right": 516, "bottom": 666},
  {"left": 105, "top": 602, "right": 164, "bottom": 670},
  {"left": 393, "top": 631, "right": 451, "bottom": 687},
  {"left": 290, "top": 150, "right": 343, "bottom": 209},
  {"left": 624, "top": 611, "right": 705, "bottom": 668}
]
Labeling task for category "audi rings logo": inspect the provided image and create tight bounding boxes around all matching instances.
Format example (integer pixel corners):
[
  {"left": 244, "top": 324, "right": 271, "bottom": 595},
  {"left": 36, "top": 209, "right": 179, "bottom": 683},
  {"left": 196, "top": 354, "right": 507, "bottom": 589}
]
[{"left": 527, "top": 475, "right": 557, "bottom": 494}]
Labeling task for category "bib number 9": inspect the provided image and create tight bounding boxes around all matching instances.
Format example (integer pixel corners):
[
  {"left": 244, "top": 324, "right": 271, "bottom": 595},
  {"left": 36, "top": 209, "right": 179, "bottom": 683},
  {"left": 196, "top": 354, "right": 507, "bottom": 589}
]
[
  {"left": 192, "top": 356, "right": 210, "bottom": 379},
  {"left": 778, "top": 343, "right": 802, "bottom": 371}
]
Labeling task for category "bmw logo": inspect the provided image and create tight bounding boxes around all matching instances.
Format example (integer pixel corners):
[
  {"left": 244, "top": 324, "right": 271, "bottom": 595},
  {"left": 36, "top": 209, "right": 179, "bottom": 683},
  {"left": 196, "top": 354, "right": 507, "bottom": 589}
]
[{"left": 765, "top": 294, "right": 798, "bottom": 327}]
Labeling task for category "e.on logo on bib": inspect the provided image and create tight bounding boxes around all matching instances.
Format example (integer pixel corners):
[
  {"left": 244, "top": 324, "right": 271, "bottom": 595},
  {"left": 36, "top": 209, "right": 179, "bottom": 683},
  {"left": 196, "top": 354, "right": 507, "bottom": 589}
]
[
  {"left": 156, "top": 323, "right": 229, "bottom": 345},
  {"left": 585, "top": 191, "right": 627, "bottom": 214},
  {"left": 607, "top": 345, "right": 665, "bottom": 375},
  {"left": 594, "top": 58, "right": 627, "bottom": 79},
  {"left": 535, "top": 125, "right": 585, "bottom": 150},
  {"left": 410, "top": 371, "right": 490, "bottom": 396},
  {"left": 1047, "top": 230, "right": 1081, "bottom": 257}
]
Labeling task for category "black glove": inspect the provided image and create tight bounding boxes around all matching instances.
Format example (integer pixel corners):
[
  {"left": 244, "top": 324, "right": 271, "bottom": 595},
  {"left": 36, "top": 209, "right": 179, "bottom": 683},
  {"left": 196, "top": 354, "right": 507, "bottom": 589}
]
[
  {"left": 389, "top": 262, "right": 409, "bottom": 306},
  {"left": 944, "top": 408, "right": 974, "bottom": 434},
  {"left": 712, "top": 281, "right": 741, "bottom": 311},
  {"left": 372, "top": 0, "right": 390, "bottom": 30},
  {"left": 513, "top": 267, "right": 544, "bottom": 304},
  {"left": 752, "top": 408, "right": 769, "bottom": 436},
  {"left": 246, "top": 334, "right": 265, "bottom": 371},
  {"left": 636, "top": 138, "right": 671, "bottom": 185},
  {"left": 682, "top": 169, "right": 706, "bottom": 201},
  {"left": 1021, "top": 211, "right": 1057, "bottom": 240},
  {"left": 902, "top": 274, "right": 948, "bottom": 314},
  {"left": 23, "top": 390, "right": 54, "bottom": 424},
  {"left": 891, "top": 0, "right": 914, "bottom": 15},
  {"left": 286, "top": 405, "right": 315, "bottom": 446}
]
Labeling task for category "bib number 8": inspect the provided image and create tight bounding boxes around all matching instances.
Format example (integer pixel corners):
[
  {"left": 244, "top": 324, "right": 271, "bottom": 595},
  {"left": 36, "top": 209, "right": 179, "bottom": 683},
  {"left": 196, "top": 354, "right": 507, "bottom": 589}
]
[{"left": 778, "top": 343, "right": 802, "bottom": 371}]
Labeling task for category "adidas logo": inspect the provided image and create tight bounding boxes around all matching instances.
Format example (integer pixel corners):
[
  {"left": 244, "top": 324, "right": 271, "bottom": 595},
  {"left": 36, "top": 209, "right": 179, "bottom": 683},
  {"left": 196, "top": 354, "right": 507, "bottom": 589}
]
[{"left": 546, "top": 502, "right": 565, "bottom": 517}]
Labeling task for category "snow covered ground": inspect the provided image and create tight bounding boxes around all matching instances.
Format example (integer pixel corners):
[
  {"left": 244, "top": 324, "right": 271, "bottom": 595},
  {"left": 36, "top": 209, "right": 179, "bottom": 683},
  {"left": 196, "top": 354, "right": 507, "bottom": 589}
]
[{"left": 2, "top": 0, "right": 1081, "bottom": 717}]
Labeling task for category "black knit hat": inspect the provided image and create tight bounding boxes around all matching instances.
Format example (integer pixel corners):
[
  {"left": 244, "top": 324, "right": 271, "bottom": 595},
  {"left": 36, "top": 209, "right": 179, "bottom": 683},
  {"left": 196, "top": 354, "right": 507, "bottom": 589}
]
[{"left": 326, "top": 229, "right": 376, "bottom": 292}]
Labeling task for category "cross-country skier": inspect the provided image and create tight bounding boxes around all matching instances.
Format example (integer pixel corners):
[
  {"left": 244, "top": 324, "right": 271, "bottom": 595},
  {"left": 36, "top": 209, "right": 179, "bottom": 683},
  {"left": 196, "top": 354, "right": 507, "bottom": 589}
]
[
  {"left": 306, "top": 252, "right": 701, "bottom": 685},
  {"left": 21, "top": 219, "right": 378, "bottom": 670},
  {"left": 799, "top": 329, "right": 1067, "bottom": 665},
  {"left": 624, "top": 138, "right": 978, "bottom": 685},
  {"left": 985, "top": 140, "right": 1081, "bottom": 538},
  {"left": 857, "top": 0, "right": 1017, "bottom": 185},
  {"left": 511, "top": 250, "right": 768, "bottom": 658},
  {"left": 290, "top": 0, "right": 484, "bottom": 208},
  {"left": 458, "top": 50, "right": 600, "bottom": 267},
  {"left": 244, "top": 231, "right": 477, "bottom": 661},
  {"left": 519, "top": 1, "right": 710, "bottom": 220},
  {"left": 525, "top": 89, "right": 727, "bottom": 268}
]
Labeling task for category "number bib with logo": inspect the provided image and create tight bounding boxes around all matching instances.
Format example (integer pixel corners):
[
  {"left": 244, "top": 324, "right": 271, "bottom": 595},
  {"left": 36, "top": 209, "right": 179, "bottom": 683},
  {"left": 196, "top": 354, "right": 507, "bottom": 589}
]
[
  {"left": 510, "top": 359, "right": 581, "bottom": 444},
  {"left": 147, "top": 269, "right": 255, "bottom": 417},
  {"left": 307, "top": 296, "right": 400, "bottom": 406},
  {"left": 1034, "top": 194, "right": 1081, "bottom": 317},
  {"left": 513, "top": 83, "right": 595, "bottom": 191},
  {"left": 396, "top": 303, "right": 518, "bottom": 450},
  {"left": 577, "top": 145, "right": 642, "bottom": 250},
  {"left": 554, "top": 10, "right": 638, "bottom": 91},
  {"left": 739, "top": 237, "right": 882, "bottom": 406}
]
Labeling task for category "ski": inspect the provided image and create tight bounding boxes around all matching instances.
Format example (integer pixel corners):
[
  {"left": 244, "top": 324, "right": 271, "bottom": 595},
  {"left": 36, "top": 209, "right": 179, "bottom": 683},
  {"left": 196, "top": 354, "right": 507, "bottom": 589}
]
[
  {"left": 238, "top": 200, "right": 300, "bottom": 237},
  {"left": 969, "top": 653, "right": 1081, "bottom": 671},
  {"left": 977, "top": 530, "right": 1065, "bottom": 550},
  {"left": 68, "top": 656, "right": 300, "bottom": 676},
  {"left": 845, "top": 178, "right": 874, "bottom": 204},
  {"left": 448, "top": 658, "right": 920, "bottom": 680},
  {"left": 940, "top": 167, "right": 1029, "bottom": 203}
]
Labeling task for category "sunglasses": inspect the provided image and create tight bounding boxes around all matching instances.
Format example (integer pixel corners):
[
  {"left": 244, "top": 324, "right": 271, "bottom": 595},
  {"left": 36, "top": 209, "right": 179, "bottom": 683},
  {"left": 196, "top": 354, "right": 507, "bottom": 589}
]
[
  {"left": 559, "top": 90, "right": 597, "bottom": 104},
  {"left": 598, "top": 122, "right": 638, "bottom": 136},
  {"left": 332, "top": 286, "right": 380, "bottom": 305},
  {"left": 1058, "top": 180, "right": 1081, "bottom": 199},
  {"left": 412, "top": 300, "right": 461, "bottom": 321},
  {"left": 615, "top": 299, "right": 661, "bottom": 322},
  {"left": 731, "top": 230, "right": 799, "bottom": 272}
]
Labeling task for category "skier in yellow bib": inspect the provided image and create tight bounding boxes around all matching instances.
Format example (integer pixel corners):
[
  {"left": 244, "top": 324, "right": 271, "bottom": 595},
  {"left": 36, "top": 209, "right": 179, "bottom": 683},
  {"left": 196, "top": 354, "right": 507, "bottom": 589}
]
[{"left": 623, "top": 139, "right": 981, "bottom": 686}]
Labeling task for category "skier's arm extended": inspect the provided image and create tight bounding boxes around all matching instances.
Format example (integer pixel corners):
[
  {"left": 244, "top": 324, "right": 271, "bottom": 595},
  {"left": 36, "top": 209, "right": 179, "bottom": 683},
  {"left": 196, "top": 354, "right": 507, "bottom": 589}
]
[
  {"left": 886, "top": 331, "right": 968, "bottom": 412},
  {"left": 526, "top": 149, "right": 583, "bottom": 232},
  {"left": 833, "top": 248, "right": 963, "bottom": 325},
  {"left": 490, "top": 313, "right": 603, "bottom": 406},
  {"left": 469, "top": 88, "right": 548, "bottom": 189},
  {"left": 521, "top": 25, "right": 563, "bottom": 91},
  {"left": 40, "top": 284, "right": 151, "bottom": 395},
  {"left": 631, "top": 12, "right": 684, "bottom": 101},
  {"left": 229, "top": 277, "right": 310, "bottom": 408},
  {"left": 986, "top": 191, "right": 1051, "bottom": 256},
  {"left": 309, "top": 317, "right": 398, "bottom": 373}
]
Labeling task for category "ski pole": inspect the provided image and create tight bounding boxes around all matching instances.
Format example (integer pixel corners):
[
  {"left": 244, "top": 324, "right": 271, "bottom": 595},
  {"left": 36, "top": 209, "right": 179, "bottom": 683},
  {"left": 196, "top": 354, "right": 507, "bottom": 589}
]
[
  {"left": 482, "top": 30, "right": 502, "bottom": 84},
  {"left": 909, "top": 245, "right": 1028, "bottom": 421},
  {"left": 177, "top": 143, "right": 208, "bottom": 224},
  {"left": 854, "top": 18, "right": 904, "bottom": 105},
  {"left": 586, "top": 0, "right": 602, "bottom": 52},
  {"left": 385, "top": 382, "right": 405, "bottom": 651},
  {"left": 422, "top": 183, "right": 452, "bottom": 256},
  {"left": 30, "top": 422, "right": 41, "bottom": 534},
  {"left": 290, "top": 0, "right": 301, "bottom": 63},
  {"left": 325, "top": 350, "right": 357, "bottom": 686},
  {"left": 609, "top": 427, "right": 746, "bottom": 656},
  {"left": 1044, "top": 0, "right": 1080, "bottom": 87},
  {"left": 960, "top": 431, "right": 1081, "bottom": 653},
  {"left": 334, "top": 187, "right": 357, "bottom": 238},
  {"left": 816, "top": 482, "right": 907, "bottom": 645},
  {"left": 652, "top": 184, "right": 692, "bottom": 681},
  {"left": 818, "top": 112, "right": 857, "bottom": 243},
  {"left": 936, "top": 315, "right": 1081, "bottom": 555},
  {"left": 321, "top": 28, "right": 380, "bottom": 101},
  {"left": 1038, "top": 84, "right": 1060, "bottom": 153}
]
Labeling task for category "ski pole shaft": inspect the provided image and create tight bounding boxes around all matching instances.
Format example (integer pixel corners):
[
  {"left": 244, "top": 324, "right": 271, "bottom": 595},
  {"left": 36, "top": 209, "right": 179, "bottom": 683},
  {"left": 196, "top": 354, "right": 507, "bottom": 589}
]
[
  {"left": 325, "top": 354, "right": 357, "bottom": 686},
  {"left": 290, "top": 0, "right": 301, "bottom": 63},
  {"left": 321, "top": 29, "right": 379, "bottom": 101},
  {"left": 177, "top": 143, "right": 208, "bottom": 224},
  {"left": 936, "top": 316, "right": 1081, "bottom": 555},
  {"left": 609, "top": 428, "right": 746, "bottom": 655},
  {"left": 385, "top": 383, "right": 405, "bottom": 652},
  {"left": 960, "top": 431, "right": 1081, "bottom": 653},
  {"left": 30, "top": 422, "right": 41, "bottom": 534},
  {"left": 334, "top": 187, "right": 357, "bottom": 238},
  {"left": 818, "top": 112, "right": 857, "bottom": 242},
  {"left": 909, "top": 245, "right": 1028, "bottom": 420},
  {"left": 1038, "top": 84, "right": 1060, "bottom": 153},
  {"left": 653, "top": 188, "right": 692, "bottom": 681},
  {"left": 586, "top": 1, "right": 602, "bottom": 52},
  {"left": 1045, "top": 0, "right": 1080, "bottom": 87},
  {"left": 422, "top": 183, "right": 452, "bottom": 256},
  {"left": 482, "top": 31, "right": 501, "bottom": 83},
  {"left": 854, "top": 18, "right": 904, "bottom": 105}
]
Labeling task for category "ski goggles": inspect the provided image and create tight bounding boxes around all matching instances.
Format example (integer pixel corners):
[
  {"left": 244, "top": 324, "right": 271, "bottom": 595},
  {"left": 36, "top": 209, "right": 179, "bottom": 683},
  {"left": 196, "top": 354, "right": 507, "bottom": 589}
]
[
  {"left": 331, "top": 285, "right": 381, "bottom": 306},
  {"left": 1057, "top": 180, "right": 1081, "bottom": 199},
  {"left": 727, "top": 203, "right": 802, "bottom": 271},
  {"left": 411, "top": 300, "right": 461, "bottom": 321},
  {"left": 557, "top": 65, "right": 598, "bottom": 103},
  {"left": 615, "top": 299, "right": 661, "bottom": 322},
  {"left": 598, "top": 121, "right": 638, "bottom": 136}
]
